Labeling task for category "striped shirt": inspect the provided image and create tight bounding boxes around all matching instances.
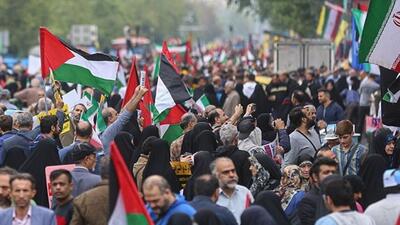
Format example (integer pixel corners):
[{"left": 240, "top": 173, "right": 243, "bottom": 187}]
[{"left": 331, "top": 143, "right": 367, "bottom": 176}]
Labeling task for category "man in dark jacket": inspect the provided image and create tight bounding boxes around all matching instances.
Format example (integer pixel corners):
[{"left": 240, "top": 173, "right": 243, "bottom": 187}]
[
  {"left": 215, "top": 123, "right": 251, "bottom": 188},
  {"left": 190, "top": 174, "right": 237, "bottom": 225},
  {"left": 297, "top": 157, "right": 338, "bottom": 225},
  {"left": 0, "top": 115, "right": 16, "bottom": 165},
  {"left": 2, "top": 112, "right": 35, "bottom": 163}
]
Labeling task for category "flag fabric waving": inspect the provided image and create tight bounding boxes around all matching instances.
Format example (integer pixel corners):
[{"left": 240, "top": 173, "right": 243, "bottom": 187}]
[
  {"left": 359, "top": 0, "right": 400, "bottom": 72},
  {"left": 158, "top": 104, "right": 186, "bottom": 144},
  {"left": 380, "top": 67, "right": 400, "bottom": 126},
  {"left": 40, "top": 27, "right": 119, "bottom": 95},
  {"left": 153, "top": 41, "right": 191, "bottom": 119},
  {"left": 109, "top": 142, "right": 154, "bottom": 225},
  {"left": 122, "top": 57, "right": 139, "bottom": 107},
  {"left": 139, "top": 64, "right": 153, "bottom": 128},
  {"left": 195, "top": 94, "right": 210, "bottom": 112}
]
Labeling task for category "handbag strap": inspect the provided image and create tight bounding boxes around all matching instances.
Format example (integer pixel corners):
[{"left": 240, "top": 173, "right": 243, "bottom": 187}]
[
  {"left": 296, "top": 130, "right": 318, "bottom": 152},
  {"left": 342, "top": 144, "right": 359, "bottom": 175}
]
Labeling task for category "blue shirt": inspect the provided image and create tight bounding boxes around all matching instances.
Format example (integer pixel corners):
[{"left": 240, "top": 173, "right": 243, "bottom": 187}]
[
  {"left": 331, "top": 143, "right": 367, "bottom": 176},
  {"left": 316, "top": 101, "right": 344, "bottom": 125},
  {"left": 147, "top": 194, "right": 196, "bottom": 225}
]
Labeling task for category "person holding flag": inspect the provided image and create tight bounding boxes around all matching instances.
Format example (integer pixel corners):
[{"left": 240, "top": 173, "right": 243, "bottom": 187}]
[{"left": 100, "top": 85, "right": 148, "bottom": 155}]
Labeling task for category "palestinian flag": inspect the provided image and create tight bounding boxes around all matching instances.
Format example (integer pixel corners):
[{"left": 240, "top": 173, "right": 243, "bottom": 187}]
[
  {"left": 195, "top": 94, "right": 210, "bottom": 112},
  {"left": 139, "top": 64, "right": 153, "bottom": 128},
  {"left": 153, "top": 41, "right": 191, "bottom": 120},
  {"left": 158, "top": 104, "right": 186, "bottom": 145},
  {"left": 109, "top": 142, "right": 154, "bottom": 225},
  {"left": 359, "top": 0, "right": 400, "bottom": 72},
  {"left": 95, "top": 95, "right": 107, "bottom": 134},
  {"left": 116, "top": 65, "right": 127, "bottom": 89},
  {"left": 40, "top": 27, "right": 118, "bottom": 95},
  {"left": 122, "top": 57, "right": 139, "bottom": 107}
]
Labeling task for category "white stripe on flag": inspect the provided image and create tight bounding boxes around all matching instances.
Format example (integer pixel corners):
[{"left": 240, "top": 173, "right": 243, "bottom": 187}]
[
  {"left": 368, "top": 1, "right": 400, "bottom": 70},
  {"left": 109, "top": 192, "right": 128, "bottom": 225},
  {"left": 154, "top": 76, "right": 175, "bottom": 114},
  {"left": 324, "top": 9, "right": 339, "bottom": 40},
  {"left": 65, "top": 52, "right": 119, "bottom": 81}
]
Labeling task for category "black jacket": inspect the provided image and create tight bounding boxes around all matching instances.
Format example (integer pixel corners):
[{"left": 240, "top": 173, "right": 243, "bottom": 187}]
[{"left": 297, "top": 185, "right": 329, "bottom": 225}]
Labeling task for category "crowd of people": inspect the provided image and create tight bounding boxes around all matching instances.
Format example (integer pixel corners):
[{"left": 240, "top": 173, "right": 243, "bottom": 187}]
[{"left": 0, "top": 46, "right": 399, "bottom": 225}]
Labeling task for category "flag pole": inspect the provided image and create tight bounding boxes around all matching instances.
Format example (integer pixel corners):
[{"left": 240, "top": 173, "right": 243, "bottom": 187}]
[{"left": 43, "top": 76, "right": 49, "bottom": 114}]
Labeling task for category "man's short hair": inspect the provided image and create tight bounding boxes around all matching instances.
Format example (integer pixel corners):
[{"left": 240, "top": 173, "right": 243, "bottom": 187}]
[
  {"left": 289, "top": 107, "right": 305, "bottom": 128},
  {"left": 336, "top": 120, "right": 353, "bottom": 136},
  {"left": 10, "top": 173, "right": 36, "bottom": 190},
  {"left": 204, "top": 105, "right": 216, "bottom": 118},
  {"left": 143, "top": 175, "right": 171, "bottom": 193},
  {"left": 207, "top": 110, "right": 219, "bottom": 125},
  {"left": 0, "top": 115, "right": 13, "bottom": 132},
  {"left": 15, "top": 112, "right": 33, "bottom": 128},
  {"left": 323, "top": 177, "right": 353, "bottom": 207},
  {"left": 37, "top": 98, "right": 53, "bottom": 113},
  {"left": 219, "top": 124, "right": 238, "bottom": 146},
  {"left": 102, "top": 107, "right": 113, "bottom": 125},
  {"left": 40, "top": 115, "right": 58, "bottom": 134},
  {"left": 50, "top": 169, "right": 72, "bottom": 183},
  {"left": 317, "top": 88, "right": 331, "bottom": 96},
  {"left": 310, "top": 157, "right": 337, "bottom": 176},
  {"left": 71, "top": 143, "right": 96, "bottom": 163},
  {"left": 0, "top": 166, "right": 17, "bottom": 176},
  {"left": 76, "top": 121, "right": 92, "bottom": 138},
  {"left": 210, "top": 157, "right": 233, "bottom": 175},
  {"left": 194, "top": 174, "right": 219, "bottom": 197},
  {"left": 180, "top": 113, "right": 197, "bottom": 130}
]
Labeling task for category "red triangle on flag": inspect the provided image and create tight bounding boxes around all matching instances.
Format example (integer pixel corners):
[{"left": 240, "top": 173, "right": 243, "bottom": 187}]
[
  {"left": 40, "top": 27, "right": 75, "bottom": 78},
  {"left": 162, "top": 41, "right": 180, "bottom": 74},
  {"left": 160, "top": 104, "right": 186, "bottom": 125},
  {"left": 139, "top": 64, "right": 153, "bottom": 128},
  {"left": 122, "top": 57, "right": 139, "bottom": 107},
  {"left": 110, "top": 142, "right": 154, "bottom": 225}
]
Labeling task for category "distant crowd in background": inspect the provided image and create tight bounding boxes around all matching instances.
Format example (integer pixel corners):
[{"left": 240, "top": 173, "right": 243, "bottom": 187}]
[{"left": 0, "top": 42, "right": 399, "bottom": 225}]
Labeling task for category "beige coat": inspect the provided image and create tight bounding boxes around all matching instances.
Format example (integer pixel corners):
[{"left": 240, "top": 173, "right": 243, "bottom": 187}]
[
  {"left": 132, "top": 154, "right": 148, "bottom": 191},
  {"left": 70, "top": 180, "right": 108, "bottom": 225}
]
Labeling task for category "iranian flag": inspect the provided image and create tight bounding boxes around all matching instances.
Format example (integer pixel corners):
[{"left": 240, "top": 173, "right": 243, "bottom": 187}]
[
  {"left": 316, "top": 2, "right": 344, "bottom": 41},
  {"left": 359, "top": 0, "right": 400, "bottom": 72},
  {"left": 40, "top": 27, "right": 119, "bottom": 95},
  {"left": 109, "top": 142, "right": 154, "bottom": 225}
]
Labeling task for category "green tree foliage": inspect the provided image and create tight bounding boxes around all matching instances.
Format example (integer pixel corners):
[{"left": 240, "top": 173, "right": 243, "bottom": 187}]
[
  {"left": 0, "top": 0, "right": 187, "bottom": 56},
  {"left": 228, "top": 0, "right": 342, "bottom": 37}
]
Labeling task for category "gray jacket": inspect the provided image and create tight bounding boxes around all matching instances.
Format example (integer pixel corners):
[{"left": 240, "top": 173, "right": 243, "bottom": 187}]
[
  {"left": 100, "top": 109, "right": 133, "bottom": 155},
  {"left": 71, "top": 167, "right": 101, "bottom": 197}
]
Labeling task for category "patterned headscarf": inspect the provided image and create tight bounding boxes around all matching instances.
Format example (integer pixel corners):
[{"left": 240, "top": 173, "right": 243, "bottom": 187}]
[{"left": 274, "top": 165, "right": 302, "bottom": 210}]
